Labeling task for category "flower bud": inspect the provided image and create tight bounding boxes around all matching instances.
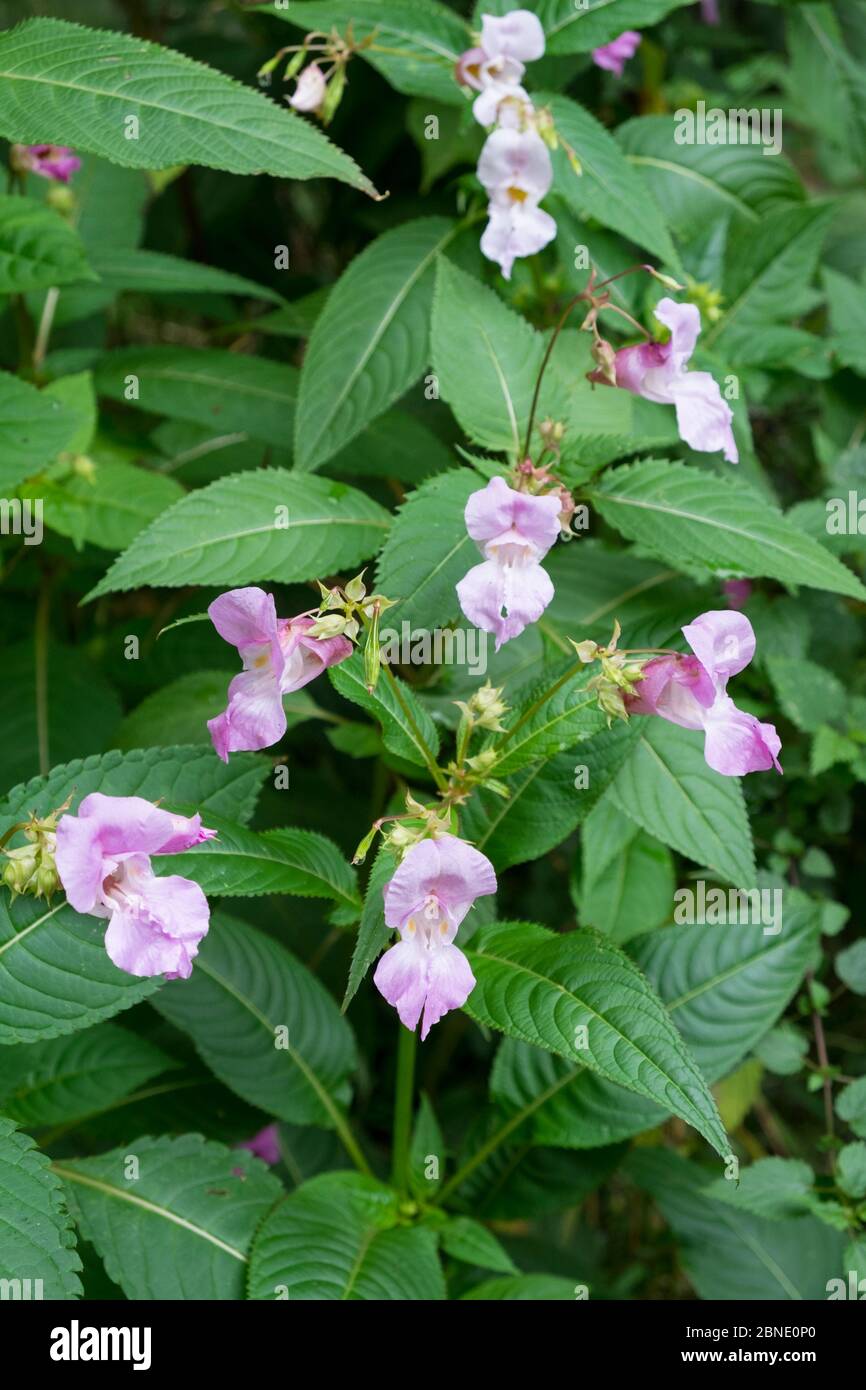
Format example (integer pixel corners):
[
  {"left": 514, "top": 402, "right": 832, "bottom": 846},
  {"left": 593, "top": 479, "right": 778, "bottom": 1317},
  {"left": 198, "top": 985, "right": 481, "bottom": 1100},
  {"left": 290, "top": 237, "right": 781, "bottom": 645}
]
[
  {"left": 306, "top": 613, "right": 349, "bottom": 638},
  {"left": 345, "top": 570, "right": 367, "bottom": 603},
  {"left": 591, "top": 337, "right": 618, "bottom": 387}
]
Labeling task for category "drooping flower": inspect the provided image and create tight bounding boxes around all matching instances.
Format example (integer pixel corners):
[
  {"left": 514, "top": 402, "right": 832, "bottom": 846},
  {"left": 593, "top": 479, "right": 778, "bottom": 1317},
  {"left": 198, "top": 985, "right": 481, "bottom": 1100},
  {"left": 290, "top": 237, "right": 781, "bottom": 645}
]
[
  {"left": 207, "top": 587, "right": 352, "bottom": 762},
  {"left": 11, "top": 144, "right": 82, "bottom": 183},
  {"left": 626, "top": 610, "right": 782, "bottom": 776},
  {"left": 289, "top": 62, "right": 327, "bottom": 112},
  {"left": 477, "top": 127, "right": 556, "bottom": 279},
  {"left": 374, "top": 834, "right": 496, "bottom": 1040},
  {"left": 457, "top": 476, "right": 562, "bottom": 648},
  {"left": 237, "top": 1123, "right": 281, "bottom": 1166},
  {"left": 591, "top": 31, "right": 642, "bottom": 77},
  {"left": 55, "top": 794, "right": 216, "bottom": 979},
  {"left": 589, "top": 297, "right": 738, "bottom": 463}
]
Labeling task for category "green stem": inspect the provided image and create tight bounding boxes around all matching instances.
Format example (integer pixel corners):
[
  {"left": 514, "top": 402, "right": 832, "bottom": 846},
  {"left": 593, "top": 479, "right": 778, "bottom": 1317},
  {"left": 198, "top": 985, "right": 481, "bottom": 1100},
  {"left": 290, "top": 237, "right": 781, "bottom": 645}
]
[
  {"left": 391, "top": 1023, "right": 417, "bottom": 1195},
  {"left": 333, "top": 1107, "right": 375, "bottom": 1179},
  {"left": 382, "top": 662, "right": 448, "bottom": 791},
  {"left": 522, "top": 292, "right": 587, "bottom": 460},
  {"left": 488, "top": 657, "right": 584, "bottom": 768}
]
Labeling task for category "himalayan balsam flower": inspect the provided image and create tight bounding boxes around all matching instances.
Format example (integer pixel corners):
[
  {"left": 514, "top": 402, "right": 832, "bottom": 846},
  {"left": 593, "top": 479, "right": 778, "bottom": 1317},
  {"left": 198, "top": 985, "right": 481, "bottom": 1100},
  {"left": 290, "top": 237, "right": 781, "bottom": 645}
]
[
  {"left": 590, "top": 297, "right": 738, "bottom": 463},
  {"left": 477, "top": 128, "right": 557, "bottom": 280},
  {"left": 374, "top": 835, "right": 497, "bottom": 1039},
  {"left": 457, "top": 476, "right": 562, "bottom": 649},
  {"left": 626, "top": 611, "right": 782, "bottom": 777},
  {"left": 289, "top": 63, "right": 327, "bottom": 112},
  {"left": 238, "top": 1123, "right": 281, "bottom": 1165},
  {"left": 207, "top": 587, "right": 352, "bottom": 762},
  {"left": 592, "top": 31, "right": 642, "bottom": 77},
  {"left": 55, "top": 794, "right": 216, "bottom": 979},
  {"left": 12, "top": 144, "right": 81, "bottom": 183}
]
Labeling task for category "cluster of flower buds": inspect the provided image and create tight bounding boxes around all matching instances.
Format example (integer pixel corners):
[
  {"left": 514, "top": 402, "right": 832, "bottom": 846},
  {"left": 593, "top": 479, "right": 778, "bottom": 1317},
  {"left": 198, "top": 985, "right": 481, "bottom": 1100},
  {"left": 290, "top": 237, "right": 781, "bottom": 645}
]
[
  {"left": 308, "top": 570, "right": 395, "bottom": 693},
  {"left": 258, "top": 24, "right": 371, "bottom": 125},
  {"left": 352, "top": 791, "right": 454, "bottom": 866},
  {"left": 1, "top": 799, "right": 70, "bottom": 901},
  {"left": 570, "top": 621, "right": 646, "bottom": 724},
  {"left": 454, "top": 679, "right": 509, "bottom": 736}
]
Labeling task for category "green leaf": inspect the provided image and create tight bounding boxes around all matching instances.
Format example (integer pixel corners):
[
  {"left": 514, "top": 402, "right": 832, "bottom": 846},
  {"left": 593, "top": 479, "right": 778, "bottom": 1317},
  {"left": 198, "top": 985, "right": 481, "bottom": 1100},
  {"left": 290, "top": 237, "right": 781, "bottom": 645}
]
[
  {"left": 0, "top": 1116, "right": 82, "bottom": 1298},
  {"left": 24, "top": 459, "right": 184, "bottom": 554},
  {"left": 409, "top": 1092, "right": 444, "bottom": 1200},
  {"left": 835, "top": 939, "right": 866, "bottom": 995},
  {"left": 579, "top": 799, "right": 674, "bottom": 944},
  {"left": 89, "top": 247, "right": 285, "bottom": 304},
  {"left": 151, "top": 913, "right": 358, "bottom": 1129},
  {"left": 464, "top": 921, "right": 729, "bottom": 1157},
  {"left": 545, "top": 93, "right": 678, "bottom": 266},
  {"left": 56, "top": 1133, "right": 282, "bottom": 1300},
  {"left": 0, "top": 368, "right": 76, "bottom": 490},
  {"left": 463, "top": 1273, "right": 577, "bottom": 1300},
  {"left": 487, "top": 659, "right": 606, "bottom": 777},
  {"left": 706, "top": 1157, "right": 818, "bottom": 1220},
  {"left": 0, "top": 193, "right": 95, "bottom": 293},
  {"left": 617, "top": 115, "right": 804, "bottom": 246},
  {"left": 94, "top": 348, "right": 298, "bottom": 449},
  {"left": 86, "top": 470, "right": 390, "bottom": 598},
  {"left": 295, "top": 218, "right": 459, "bottom": 472},
  {"left": 343, "top": 846, "right": 397, "bottom": 1012},
  {"left": 824, "top": 267, "right": 866, "bottom": 375},
  {"left": 536, "top": 0, "right": 693, "bottom": 54},
  {"left": 0, "top": 1023, "right": 173, "bottom": 1129},
  {"left": 491, "top": 901, "right": 819, "bottom": 1151},
  {"left": 460, "top": 726, "right": 639, "bottom": 872},
  {"left": 330, "top": 651, "right": 441, "bottom": 768},
  {"left": 754, "top": 1023, "right": 808, "bottom": 1077},
  {"left": 836, "top": 1077, "right": 866, "bottom": 1139},
  {"left": 0, "top": 18, "right": 378, "bottom": 196},
  {"left": 766, "top": 656, "right": 847, "bottom": 733},
  {"left": 455, "top": 1122, "right": 623, "bottom": 1218},
  {"left": 247, "top": 1171, "right": 445, "bottom": 1300},
  {"left": 375, "top": 467, "right": 481, "bottom": 631},
  {"left": 606, "top": 718, "right": 755, "bottom": 885},
  {"left": 162, "top": 821, "right": 361, "bottom": 915},
  {"left": 431, "top": 258, "right": 543, "bottom": 456},
  {"left": 627, "top": 1148, "right": 844, "bottom": 1300},
  {"left": 438, "top": 1215, "right": 517, "bottom": 1274},
  {"left": 269, "top": 0, "right": 469, "bottom": 103},
  {"left": 590, "top": 458, "right": 866, "bottom": 601}
]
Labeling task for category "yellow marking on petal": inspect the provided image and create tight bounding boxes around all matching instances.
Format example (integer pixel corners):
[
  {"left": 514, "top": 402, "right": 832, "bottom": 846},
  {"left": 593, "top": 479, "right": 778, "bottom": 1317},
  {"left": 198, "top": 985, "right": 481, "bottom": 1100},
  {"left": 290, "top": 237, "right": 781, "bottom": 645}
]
[
  {"left": 252, "top": 652, "right": 270, "bottom": 669},
  {"left": 407, "top": 919, "right": 416, "bottom": 934},
  {"left": 508, "top": 185, "right": 529, "bottom": 204}
]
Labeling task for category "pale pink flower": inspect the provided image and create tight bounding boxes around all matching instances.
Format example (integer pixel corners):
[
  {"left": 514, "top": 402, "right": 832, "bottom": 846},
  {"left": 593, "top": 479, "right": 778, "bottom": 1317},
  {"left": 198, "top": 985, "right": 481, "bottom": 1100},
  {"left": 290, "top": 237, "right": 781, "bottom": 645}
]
[
  {"left": 480, "top": 10, "right": 546, "bottom": 63},
  {"left": 289, "top": 63, "right": 327, "bottom": 112},
  {"left": 592, "top": 31, "right": 642, "bottom": 77},
  {"left": 477, "top": 127, "right": 556, "bottom": 278},
  {"left": 55, "top": 795, "right": 215, "bottom": 979},
  {"left": 626, "top": 611, "right": 782, "bottom": 776},
  {"left": 374, "top": 835, "right": 496, "bottom": 1039}
]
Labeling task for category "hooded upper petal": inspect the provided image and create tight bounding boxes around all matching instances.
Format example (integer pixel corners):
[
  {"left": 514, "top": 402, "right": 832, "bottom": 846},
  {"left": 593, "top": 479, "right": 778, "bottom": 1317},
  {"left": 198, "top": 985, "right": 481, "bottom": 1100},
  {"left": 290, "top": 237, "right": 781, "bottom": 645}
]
[
  {"left": 480, "top": 9, "right": 545, "bottom": 62},
  {"left": 383, "top": 834, "right": 497, "bottom": 934},
  {"left": 626, "top": 653, "right": 716, "bottom": 728},
  {"left": 208, "top": 587, "right": 280, "bottom": 651},
  {"left": 654, "top": 297, "right": 701, "bottom": 373},
  {"left": 464, "top": 476, "right": 561, "bottom": 557},
  {"left": 682, "top": 610, "right": 756, "bottom": 686}
]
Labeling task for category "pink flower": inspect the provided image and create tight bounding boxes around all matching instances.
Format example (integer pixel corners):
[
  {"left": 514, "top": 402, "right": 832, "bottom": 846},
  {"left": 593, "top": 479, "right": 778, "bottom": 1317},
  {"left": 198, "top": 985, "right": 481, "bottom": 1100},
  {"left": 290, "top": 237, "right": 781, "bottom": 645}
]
[
  {"left": 289, "top": 63, "right": 327, "bottom": 112},
  {"left": 237, "top": 1123, "right": 281, "bottom": 1166},
  {"left": 701, "top": 0, "right": 721, "bottom": 24},
  {"left": 590, "top": 298, "right": 738, "bottom": 463},
  {"left": 457, "top": 476, "right": 562, "bottom": 648},
  {"left": 591, "top": 31, "right": 642, "bottom": 77},
  {"left": 12, "top": 144, "right": 82, "bottom": 183},
  {"left": 456, "top": 11, "right": 544, "bottom": 126},
  {"left": 477, "top": 128, "right": 556, "bottom": 279},
  {"left": 722, "top": 578, "right": 752, "bottom": 610},
  {"left": 55, "top": 794, "right": 216, "bottom": 979},
  {"left": 626, "top": 611, "right": 782, "bottom": 777},
  {"left": 207, "top": 587, "right": 352, "bottom": 762},
  {"left": 374, "top": 835, "right": 496, "bottom": 1040}
]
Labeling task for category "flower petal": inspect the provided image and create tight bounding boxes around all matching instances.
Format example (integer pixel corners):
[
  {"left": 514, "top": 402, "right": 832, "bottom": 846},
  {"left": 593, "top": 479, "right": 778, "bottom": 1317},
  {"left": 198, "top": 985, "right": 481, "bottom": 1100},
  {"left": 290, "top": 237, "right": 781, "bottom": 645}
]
[
  {"left": 373, "top": 937, "right": 428, "bottom": 1032},
  {"left": 703, "top": 698, "right": 783, "bottom": 776},
  {"left": 480, "top": 10, "right": 545, "bottom": 62},
  {"left": 457, "top": 555, "right": 553, "bottom": 648},
  {"left": 103, "top": 868, "right": 209, "bottom": 980},
  {"left": 207, "top": 663, "right": 286, "bottom": 762},
  {"left": 591, "top": 31, "right": 642, "bottom": 77},
  {"left": 683, "top": 610, "right": 756, "bottom": 685},
  {"left": 672, "top": 370, "right": 738, "bottom": 462},
  {"left": 208, "top": 587, "right": 279, "bottom": 650},
  {"left": 477, "top": 127, "right": 552, "bottom": 200},
  {"left": 654, "top": 297, "right": 701, "bottom": 372},
  {"left": 421, "top": 944, "right": 476, "bottom": 1040}
]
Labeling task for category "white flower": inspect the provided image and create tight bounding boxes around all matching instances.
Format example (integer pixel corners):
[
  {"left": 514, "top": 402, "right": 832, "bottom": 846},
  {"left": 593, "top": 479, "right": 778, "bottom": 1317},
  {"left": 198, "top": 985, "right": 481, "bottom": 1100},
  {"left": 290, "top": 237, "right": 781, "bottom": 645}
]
[{"left": 289, "top": 63, "right": 327, "bottom": 113}]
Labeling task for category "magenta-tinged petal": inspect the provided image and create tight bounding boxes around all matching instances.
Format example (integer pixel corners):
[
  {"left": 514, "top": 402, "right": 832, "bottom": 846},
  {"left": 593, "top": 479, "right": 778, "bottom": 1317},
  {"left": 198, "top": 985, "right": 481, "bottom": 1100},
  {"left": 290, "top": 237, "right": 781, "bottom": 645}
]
[
  {"left": 672, "top": 371, "right": 738, "bottom": 462},
  {"left": 14, "top": 144, "right": 82, "bottom": 183},
  {"left": 208, "top": 587, "right": 279, "bottom": 651},
  {"left": 480, "top": 9, "right": 545, "bottom": 62},
  {"left": 154, "top": 813, "right": 218, "bottom": 856},
  {"left": 477, "top": 127, "right": 552, "bottom": 199},
  {"left": 591, "top": 31, "right": 641, "bottom": 77},
  {"left": 702, "top": 699, "right": 782, "bottom": 776},
  {"left": 238, "top": 1123, "right": 281, "bottom": 1166},
  {"left": 283, "top": 617, "right": 353, "bottom": 693},
  {"left": 373, "top": 937, "right": 429, "bottom": 1032},
  {"left": 464, "top": 477, "right": 560, "bottom": 557},
  {"left": 421, "top": 944, "right": 476, "bottom": 1040},
  {"left": 383, "top": 834, "right": 497, "bottom": 933},
  {"left": 103, "top": 869, "right": 210, "bottom": 980},
  {"left": 626, "top": 654, "right": 715, "bottom": 727},
  {"left": 683, "top": 610, "right": 756, "bottom": 685},
  {"left": 610, "top": 340, "right": 671, "bottom": 395},
  {"left": 457, "top": 555, "right": 553, "bottom": 649},
  {"left": 383, "top": 839, "right": 443, "bottom": 930},
  {"left": 207, "top": 663, "right": 287, "bottom": 762},
  {"left": 654, "top": 297, "right": 701, "bottom": 372}
]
